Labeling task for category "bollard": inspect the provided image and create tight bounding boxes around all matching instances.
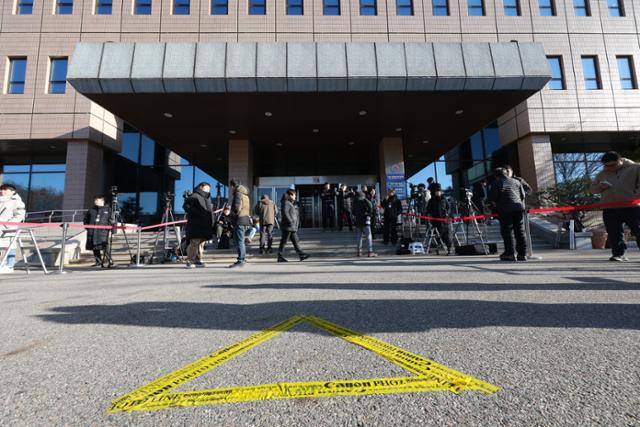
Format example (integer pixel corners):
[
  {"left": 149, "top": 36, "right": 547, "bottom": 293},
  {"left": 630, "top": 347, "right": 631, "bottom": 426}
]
[
  {"left": 131, "top": 227, "right": 145, "bottom": 268},
  {"left": 569, "top": 219, "right": 576, "bottom": 250},
  {"left": 524, "top": 212, "right": 542, "bottom": 260},
  {"left": 53, "top": 223, "right": 69, "bottom": 274}
]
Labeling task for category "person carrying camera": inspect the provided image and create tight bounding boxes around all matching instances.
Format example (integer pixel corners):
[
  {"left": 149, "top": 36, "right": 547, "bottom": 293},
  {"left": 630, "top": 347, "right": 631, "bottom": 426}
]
[
  {"left": 183, "top": 182, "right": 214, "bottom": 268},
  {"left": 83, "top": 195, "right": 113, "bottom": 267},
  {"left": 589, "top": 151, "right": 640, "bottom": 262}
]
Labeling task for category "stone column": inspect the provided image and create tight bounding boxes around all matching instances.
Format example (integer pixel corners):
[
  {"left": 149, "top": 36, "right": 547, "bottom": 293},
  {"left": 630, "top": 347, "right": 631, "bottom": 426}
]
[
  {"left": 228, "top": 139, "right": 254, "bottom": 196},
  {"left": 516, "top": 133, "right": 555, "bottom": 193},
  {"left": 62, "top": 140, "right": 105, "bottom": 211},
  {"left": 378, "top": 137, "right": 406, "bottom": 199}
]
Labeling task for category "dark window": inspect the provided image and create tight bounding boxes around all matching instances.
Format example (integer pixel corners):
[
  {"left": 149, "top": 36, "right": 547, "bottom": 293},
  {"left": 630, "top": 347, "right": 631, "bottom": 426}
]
[
  {"left": 7, "top": 58, "right": 27, "bottom": 95},
  {"left": 134, "top": 0, "right": 152, "bottom": 14},
  {"left": 547, "top": 56, "right": 565, "bottom": 90},
  {"left": 617, "top": 56, "right": 637, "bottom": 90},
  {"left": 95, "top": 0, "right": 112, "bottom": 14},
  {"left": 56, "top": 0, "right": 73, "bottom": 14},
  {"left": 360, "top": 0, "right": 376, "bottom": 15},
  {"left": 504, "top": 0, "right": 520, "bottom": 15},
  {"left": 582, "top": 56, "right": 601, "bottom": 90},
  {"left": 249, "top": 0, "right": 266, "bottom": 15},
  {"left": 287, "top": 0, "right": 303, "bottom": 15},
  {"left": 173, "top": 0, "right": 189, "bottom": 14},
  {"left": 573, "top": 0, "right": 590, "bottom": 16},
  {"left": 539, "top": 0, "right": 555, "bottom": 16},
  {"left": 396, "top": 0, "right": 413, "bottom": 15},
  {"left": 323, "top": 0, "right": 340, "bottom": 15},
  {"left": 607, "top": 0, "right": 624, "bottom": 16},
  {"left": 48, "top": 58, "right": 68, "bottom": 94},
  {"left": 432, "top": 0, "right": 448, "bottom": 15},
  {"left": 468, "top": 0, "right": 485, "bottom": 16},
  {"left": 16, "top": 0, "right": 33, "bottom": 14},
  {"left": 211, "top": 0, "right": 228, "bottom": 14}
]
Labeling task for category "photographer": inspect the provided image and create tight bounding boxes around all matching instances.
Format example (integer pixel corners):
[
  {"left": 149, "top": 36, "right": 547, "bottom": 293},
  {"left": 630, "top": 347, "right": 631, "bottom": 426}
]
[
  {"left": 589, "top": 151, "right": 640, "bottom": 262},
  {"left": 215, "top": 206, "right": 232, "bottom": 249},
  {"left": 182, "top": 182, "right": 214, "bottom": 268},
  {"left": 83, "top": 195, "right": 113, "bottom": 267},
  {"left": 426, "top": 184, "right": 452, "bottom": 255}
]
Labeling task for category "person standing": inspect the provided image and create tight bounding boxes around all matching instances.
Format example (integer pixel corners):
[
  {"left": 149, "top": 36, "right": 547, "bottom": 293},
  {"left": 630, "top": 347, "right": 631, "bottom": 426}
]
[
  {"left": 366, "top": 187, "right": 379, "bottom": 239},
  {"left": 277, "top": 189, "right": 309, "bottom": 262},
  {"left": 427, "top": 177, "right": 438, "bottom": 198},
  {"left": 504, "top": 165, "right": 532, "bottom": 195},
  {"left": 0, "top": 184, "right": 26, "bottom": 273},
  {"left": 82, "top": 195, "right": 113, "bottom": 267},
  {"left": 490, "top": 168, "right": 528, "bottom": 261},
  {"left": 254, "top": 194, "right": 277, "bottom": 254},
  {"left": 589, "top": 151, "right": 640, "bottom": 262},
  {"left": 353, "top": 190, "right": 377, "bottom": 257},
  {"left": 229, "top": 179, "right": 252, "bottom": 268},
  {"left": 381, "top": 188, "right": 402, "bottom": 245},
  {"left": 337, "top": 185, "right": 354, "bottom": 232},
  {"left": 320, "top": 183, "right": 336, "bottom": 231},
  {"left": 426, "top": 184, "right": 452, "bottom": 255},
  {"left": 183, "top": 182, "right": 214, "bottom": 268}
]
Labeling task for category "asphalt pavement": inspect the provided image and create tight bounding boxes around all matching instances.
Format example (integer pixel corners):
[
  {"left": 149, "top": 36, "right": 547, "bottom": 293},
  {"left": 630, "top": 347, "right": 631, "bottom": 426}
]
[{"left": 1, "top": 250, "right": 639, "bottom": 426}]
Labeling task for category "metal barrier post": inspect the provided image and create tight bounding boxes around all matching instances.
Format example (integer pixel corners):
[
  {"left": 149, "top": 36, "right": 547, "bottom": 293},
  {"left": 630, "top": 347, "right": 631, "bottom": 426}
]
[
  {"left": 525, "top": 211, "right": 542, "bottom": 260},
  {"left": 53, "top": 223, "right": 69, "bottom": 274},
  {"left": 131, "top": 227, "right": 144, "bottom": 268},
  {"left": 569, "top": 219, "right": 576, "bottom": 251}
]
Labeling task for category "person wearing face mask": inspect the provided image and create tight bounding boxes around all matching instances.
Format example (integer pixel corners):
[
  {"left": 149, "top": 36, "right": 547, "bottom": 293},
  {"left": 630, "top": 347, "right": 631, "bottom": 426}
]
[
  {"left": 83, "top": 195, "right": 113, "bottom": 267},
  {"left": 0, "top": 184, "right": 26, "bottom": 273},
  {"left": 183, "top": 182, "right": 214, "bottom": 268},
  {"left": 426, "top": 184, "right": 452, "bottom": 255}
]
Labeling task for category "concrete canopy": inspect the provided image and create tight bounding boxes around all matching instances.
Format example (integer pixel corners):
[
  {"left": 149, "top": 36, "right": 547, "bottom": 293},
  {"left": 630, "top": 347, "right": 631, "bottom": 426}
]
[{"left": 68, "top": 41, "right": 550, "bottom": 180}]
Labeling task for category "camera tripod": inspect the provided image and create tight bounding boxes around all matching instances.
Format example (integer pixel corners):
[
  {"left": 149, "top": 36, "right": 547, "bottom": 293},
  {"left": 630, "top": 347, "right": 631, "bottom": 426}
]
[
  {"left": 149, "top": 193, "right": 184, "bottom": 264},
  {"left": 103, "top": 191, "right": 134, "bottom": 268},
  {"left": 451, "top": 193, "right": 488, "bottom": 254},
  {"left": 422, "top": 221, "right": 448, "bottom": 255}
]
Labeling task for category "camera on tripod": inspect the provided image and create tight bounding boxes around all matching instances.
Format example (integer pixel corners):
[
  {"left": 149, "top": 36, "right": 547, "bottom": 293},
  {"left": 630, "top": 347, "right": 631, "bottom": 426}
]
[
  {"left": 462, "top": 188, "right": 474, "bottom": 200},
  {"left": 182, "top": 190, "right": 192, "bottom": 199},
  {"left": 109, "top": 185, "right": 118, "bottom": 197}
]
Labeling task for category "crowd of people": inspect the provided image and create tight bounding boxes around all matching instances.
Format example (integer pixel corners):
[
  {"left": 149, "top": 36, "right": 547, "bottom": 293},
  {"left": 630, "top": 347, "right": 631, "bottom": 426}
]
[{"left": 0, "top": 151, "right": 639, "bottom": 272}]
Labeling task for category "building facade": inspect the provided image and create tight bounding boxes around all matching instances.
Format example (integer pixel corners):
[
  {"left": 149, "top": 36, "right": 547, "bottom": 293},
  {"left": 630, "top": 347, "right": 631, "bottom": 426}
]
[{"left": 1, "top": 0, "right": 639, "bottom": 224}]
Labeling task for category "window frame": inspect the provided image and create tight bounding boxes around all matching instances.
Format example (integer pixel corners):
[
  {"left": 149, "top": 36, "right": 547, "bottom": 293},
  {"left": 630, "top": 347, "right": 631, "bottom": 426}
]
[
  {"left": 15, "top": 0, "right": 34, "bottom": 14},
  {"left": 616, "top": 55, "right": 637, "bottom": 90},
  {"left": 432, "top": 0, "right": 449, "bottom": 15},
  {"left": 573, "top": 0, "right": 590, "bottom": 16},
  {"left": 55, "top": 0, "right": 74, "bottom": 14},
  {"left": 48, "top": 57, "right": 68, "bottom": 95},
  {"left": 467, "top": 0, "right": 485, "bottom": 16},
  {"left": 211, "top": 0, "right": 228, "bottom": 14},
  {"left": 396, "top": 0, "right": 413, "bottom": 15},
  {"left": 538, "top": 0, "right": 555, "bottom": 16},
  {"left": 7, "top": 57, "right": 27, "bottom": 95},
  {"left": 286, "top": 0, "right": 303, "bottom": 15},
  {"left": 94, "top": 0, "right": 112, "bottom": 14},
  {"left": 323, "top": 0, "right": 340, "bottom": 15},
  {"left": 248, "top": 0, "right": 266, "bottom": 15},
  {"left": 607, "top": 0, "right": 624, "bottom": 16},
  {"left": 172, "top": 0, "right": 190, "bottom": 15},
  {"left": 359, "top": 0, "right": 377, "bottom": 16},
  {"left": 133, "top": 0, "right": 152, "bottom": 14},
  {"left": 546, "top": 56, "right": 565, "bottom": 90},
  {"left": 503, "top": 0, "right": 520, "bottom": 16},
  {"left": 581, "top": 56, "right": 602, "bottom": 90}
]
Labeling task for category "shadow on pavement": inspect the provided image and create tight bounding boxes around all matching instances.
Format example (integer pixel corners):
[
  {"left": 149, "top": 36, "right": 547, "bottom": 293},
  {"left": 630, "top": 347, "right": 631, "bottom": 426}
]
[{"left": 37, "top": 298, "right": 640, "bottom": 332}]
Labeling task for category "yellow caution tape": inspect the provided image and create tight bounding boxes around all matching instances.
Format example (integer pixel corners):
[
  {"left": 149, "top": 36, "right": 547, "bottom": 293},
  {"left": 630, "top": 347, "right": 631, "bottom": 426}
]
[{"left": 109, "top": 315, "right": 498, "bottom": 413}]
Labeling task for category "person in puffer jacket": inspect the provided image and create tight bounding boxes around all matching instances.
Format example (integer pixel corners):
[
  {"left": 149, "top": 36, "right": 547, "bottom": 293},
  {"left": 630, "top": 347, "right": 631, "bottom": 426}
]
[{"left": 0, "top": 184, "right": 26, "bottom": 273}]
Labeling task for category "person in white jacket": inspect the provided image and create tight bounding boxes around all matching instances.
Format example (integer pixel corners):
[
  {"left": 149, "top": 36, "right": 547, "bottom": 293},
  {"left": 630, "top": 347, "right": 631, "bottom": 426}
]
[{"left": 0, "top": 184, "right": 26, "bottom": 273}]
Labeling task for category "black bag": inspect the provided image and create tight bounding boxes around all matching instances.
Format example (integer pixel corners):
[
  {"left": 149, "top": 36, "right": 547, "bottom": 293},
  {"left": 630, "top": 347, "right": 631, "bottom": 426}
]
[
  {"left": 455, "top": 243, "right": 498, "bottom": 255},
  {"left": 396, "top": 237, "right": 413, "bottom": 255},
  {"left": 217, "top": 233, "right": 231, "bottom": 249}
]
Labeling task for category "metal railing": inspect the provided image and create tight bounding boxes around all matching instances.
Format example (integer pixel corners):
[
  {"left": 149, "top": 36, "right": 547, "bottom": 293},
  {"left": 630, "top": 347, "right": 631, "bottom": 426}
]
[{"left": 25, "top": 209, "right": 87, "bottom": 223}]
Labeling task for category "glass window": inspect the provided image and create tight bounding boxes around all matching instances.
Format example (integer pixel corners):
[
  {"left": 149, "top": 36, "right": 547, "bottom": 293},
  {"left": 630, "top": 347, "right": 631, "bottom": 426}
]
[
  {"left": 483, "top": 125, "right": 501, "bottom": 156},
  {"left": 48, "top": 58, "right": 68, "bottom": 94},
  {"left": 56, "top": 0, "right": 73, "bottom": 14},
  {"left": 249, "top": 0, "right": 266, "bottom": 14},
  {"left": 173, "top": 0, "right": 189, "bottom": 14},
  {"left": 582, "top": 56, "right": 601, "bottom": 90},
  {"left": 120, "top": 131, "right": 140, "bottom": 163},
  {"left": 95, "top": 0, "right": 112, "bottom": 14},
  {"left": 468, "top": 0, "right": 484, "bottom": 16},
  {"left": 138, "top": 192, "right": 158, "bottom": 215},
  {"left": 173, "top": 165, "right": 194, "bottom": 214},
  {"left": 211, "top": 0, "right": 228, "bottom": 14},
  {"left": 573, "top": 0, "right": 589, "bottom": 16},
  {"left": 539, "top": 0, "right": 555, "bottom": 15},
  {"left": 553, "top": 153, "right": 587, "bottom": 183},
  {"left": 470, "top": 132, "right": 484, "bottom": 161},
  {"left": 140, "top": 134, "right": 155, "bottom": 166},
  {"left": 397, "top": 0, "right": 413, "bottom": 15},
  {"left": 2, "top": 174, "right": 30, "bottom": 196},
  {"left": 287, "top": 0, "right": 303, "bottom": 15},
  {"left": 360, "top": 0, "right": 376, "bottom": 15},
  {"left": 16, "top": 0, "right": 33, "bottom": 14},
  {"left": 617, "top": 56, "right": 637, "bottom": 90},
  {"left": 607, "top": 0, "right": 623, "bottom": 16},
  {"left": 432, "top": 0, "right": 448, "bottom": 15},
  {"left": 31, "top": 164, "right": 66, "bottom": 172},
  {"left": 504, "top": 0, "right": 520, "bottom": 16},
  {"left": 547, "top": 56, "right": 565, "bottom": 90},
  {"left": 28, "top": 173, "right": 65, "bottom": 211},
  {"left": 3, "top": 165, "right": 30, "bottom": 173},
  {"left": 134, "top": 0, "right": 152, "bottom": 14},
  {"left": 323, "top": 0, "right": 340, "bottom": 15},
  {"left": 7, "top": 58, "right": 27, "bottom": 95},
  {"left": 117, "top": 193, "right": 139, "bottom": 223}
]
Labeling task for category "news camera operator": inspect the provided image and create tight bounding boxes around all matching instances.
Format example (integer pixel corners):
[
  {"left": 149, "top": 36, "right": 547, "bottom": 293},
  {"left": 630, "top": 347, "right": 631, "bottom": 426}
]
[{"left": 182, "top": 182, "right": 214, "bottom": 268}]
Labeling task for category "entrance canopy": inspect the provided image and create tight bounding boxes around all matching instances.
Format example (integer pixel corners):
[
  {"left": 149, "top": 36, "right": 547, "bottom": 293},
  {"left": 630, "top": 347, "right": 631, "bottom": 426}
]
[{"left": 67, "top": 41, "right": 550, "bottom": 180}]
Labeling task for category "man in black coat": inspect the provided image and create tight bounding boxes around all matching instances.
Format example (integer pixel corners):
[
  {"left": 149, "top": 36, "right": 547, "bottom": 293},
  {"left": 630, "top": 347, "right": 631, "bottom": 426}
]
[
  {"left": 83, "top": 195, "right": 113, "bottom": 267},
  {"left": 381, "top": 188, "right": 403, "bottom": 245},
  {"left": 490, "top": 168, "right": 528, "bottom": 262},
  {"left": 183, "top": 182, "right": 214, "bottom": 268},
  {"left": 277, "top": 189, "right": 309, "bottom": 262},
  {"left": 337, "top": 185, "right": 355, "bottom": 232},
  {"left": 320, "top": 183, "right": 337, "bottom": 231},
  {"left": 426, "top": 184, "right": 452, "bottom": 254}
]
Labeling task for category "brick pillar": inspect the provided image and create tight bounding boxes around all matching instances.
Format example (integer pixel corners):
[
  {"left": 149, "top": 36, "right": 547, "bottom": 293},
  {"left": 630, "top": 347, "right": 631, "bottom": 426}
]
[
  {"left": 516, "top": 133, "right": 555, "bottom": 193},
  {"left": 63, "top": 140, "right": 105, "bottom": 211},
  {"left": 379, "top": 137, "right": 406, "bottom": 199},
  {"left": 228, "top": 139, "right": 254, "bottom": 196}
]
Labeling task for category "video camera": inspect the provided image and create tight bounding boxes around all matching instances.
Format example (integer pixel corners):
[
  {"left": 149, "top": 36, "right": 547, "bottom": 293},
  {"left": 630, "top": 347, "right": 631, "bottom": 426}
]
[
  {"left": 462, "top": 188, "right": 474, "bottom": 200},
  {"left": 182, "top": 190, "right": 192, "bottom": 199},
  {"left": 109, "top": 185, "right": 118, "bottom": 197}
]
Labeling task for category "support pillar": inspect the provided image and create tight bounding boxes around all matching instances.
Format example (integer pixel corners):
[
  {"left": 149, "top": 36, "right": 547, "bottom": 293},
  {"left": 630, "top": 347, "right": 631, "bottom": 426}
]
[
  {"left": 228, "top": 139, "right": 254, "bottom": 196},
  {"left": 516, "top": 133, "right": 555, "bottom": 193},
  {"left": 62, "top": 140, "right": 105, "bottom": 211},
  {"left": 379, "top": 137, "right": 406, "bottom": 199}
]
